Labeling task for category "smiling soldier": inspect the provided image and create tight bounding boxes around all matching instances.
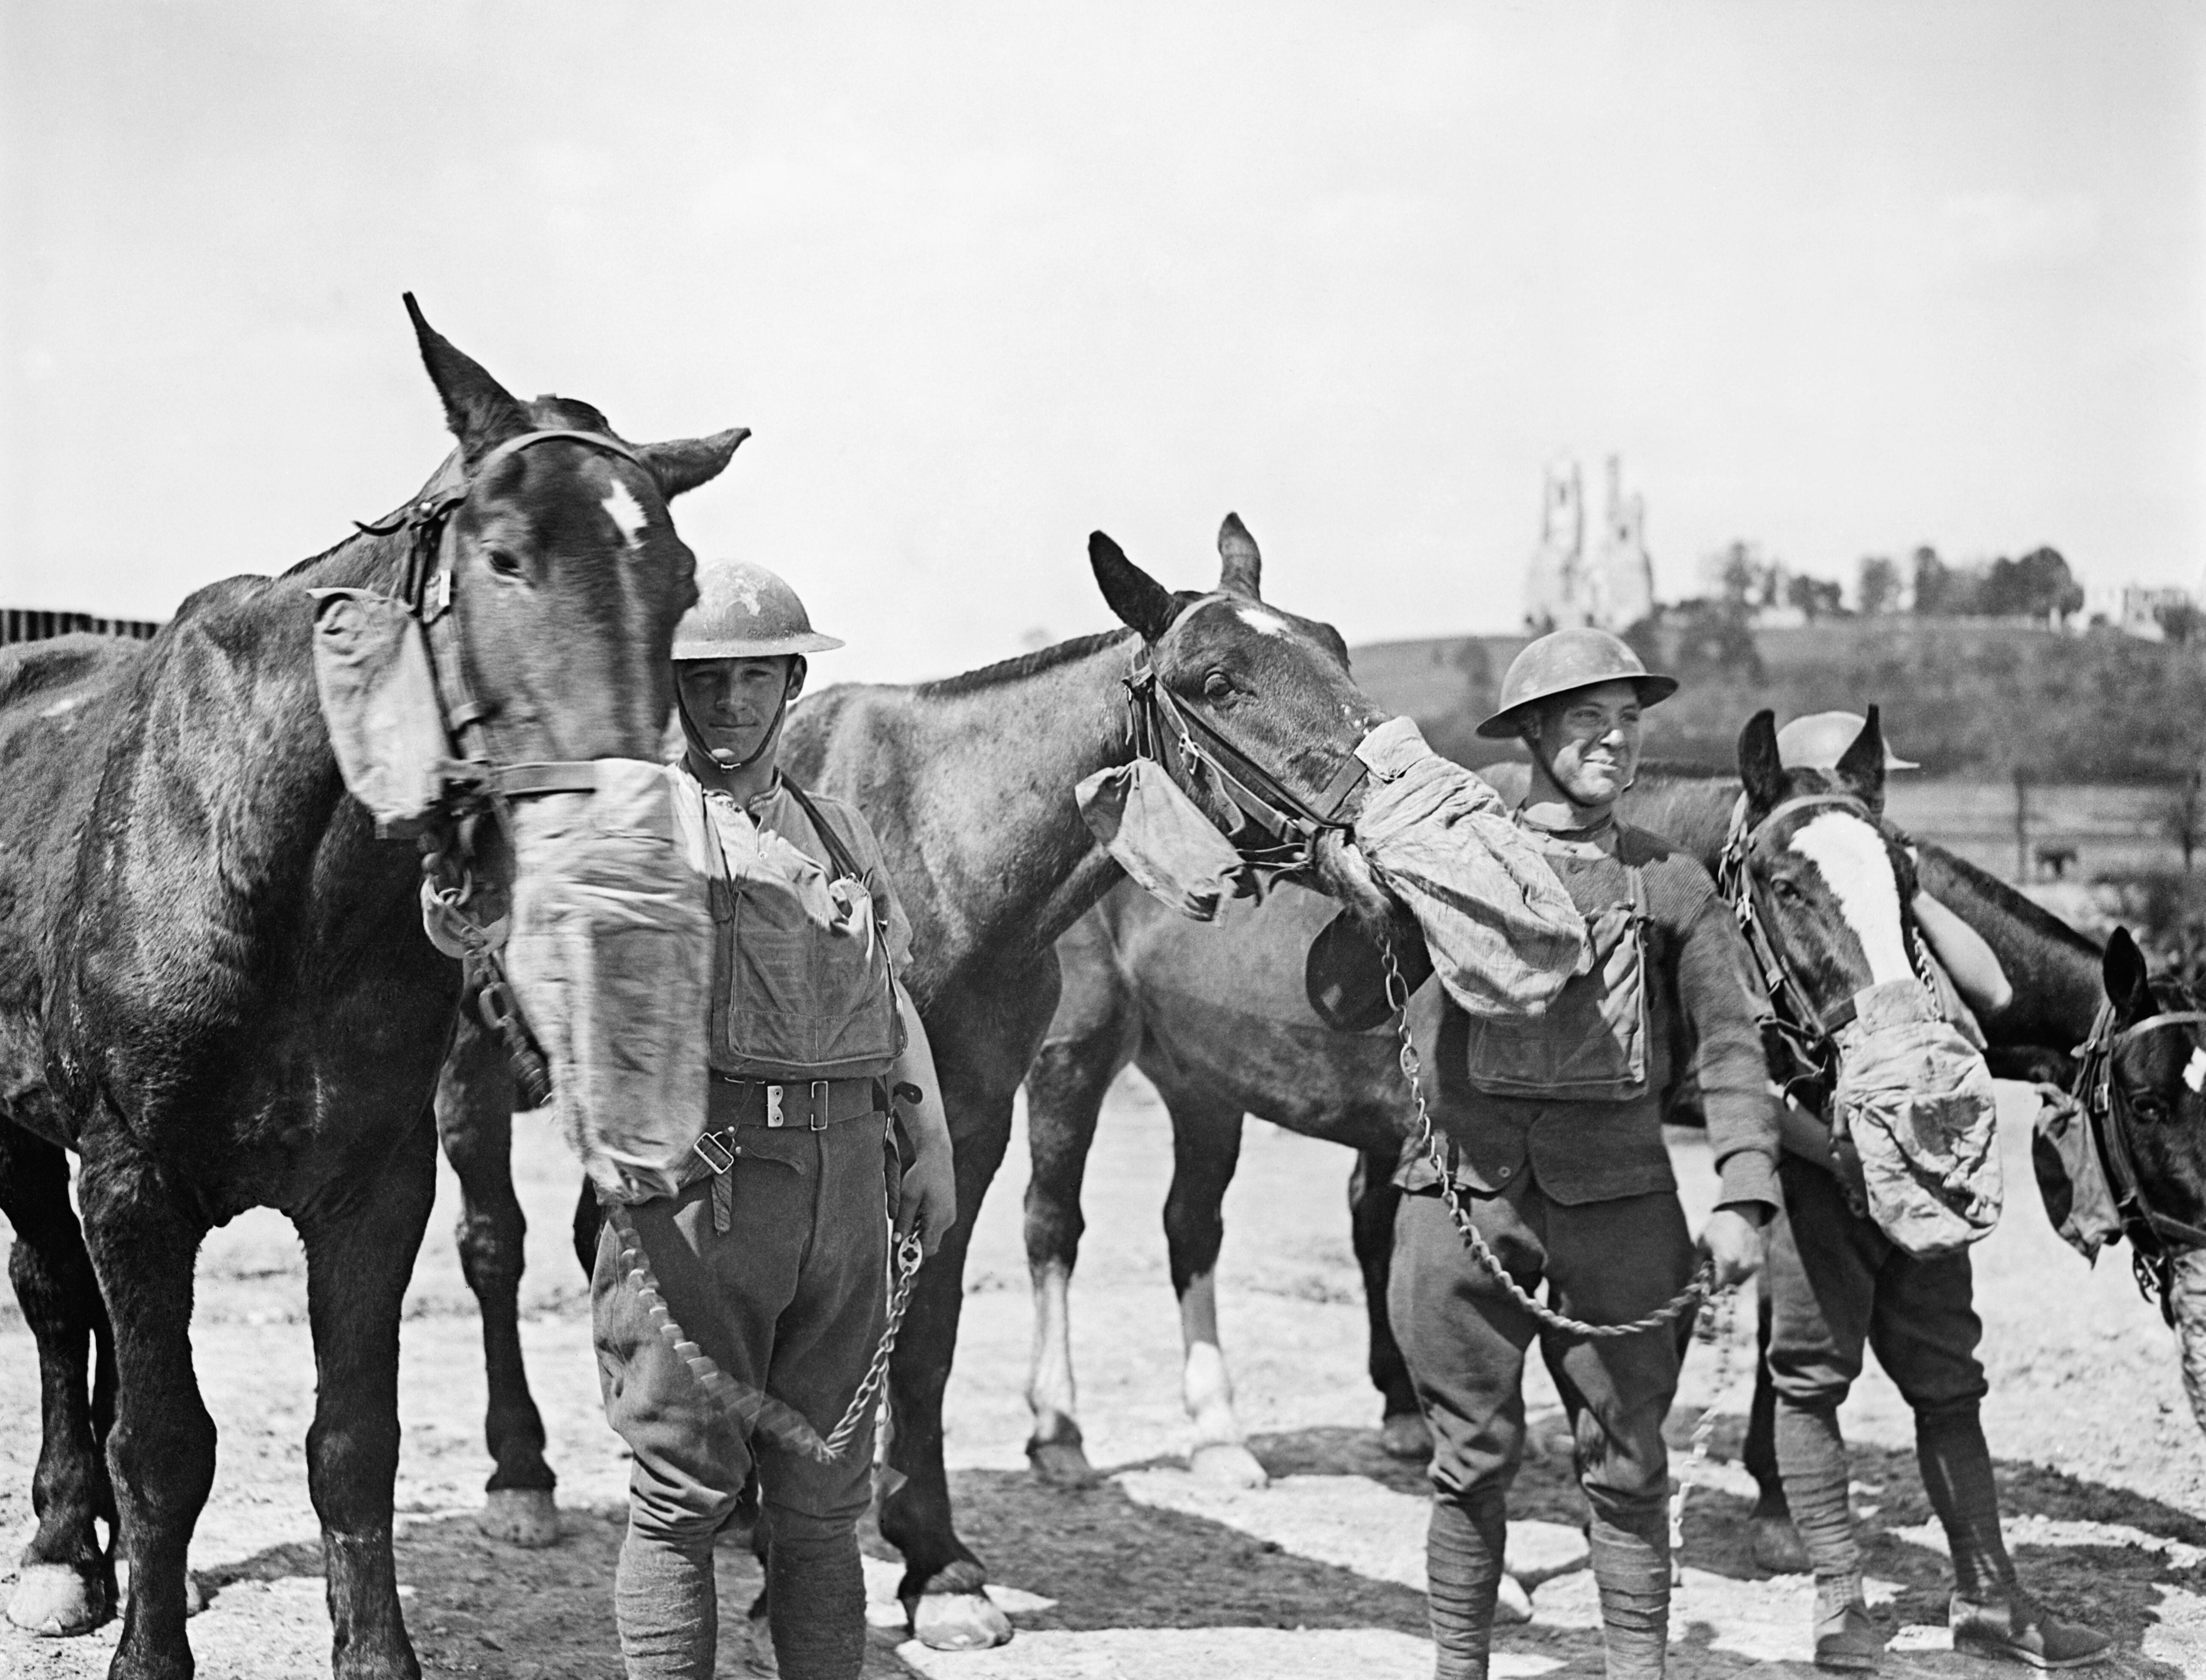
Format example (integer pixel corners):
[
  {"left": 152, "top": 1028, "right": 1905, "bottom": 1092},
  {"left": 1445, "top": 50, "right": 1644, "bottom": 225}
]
[{"left": 1389, "top": 628, "right": 1779, "bottom": 1680}]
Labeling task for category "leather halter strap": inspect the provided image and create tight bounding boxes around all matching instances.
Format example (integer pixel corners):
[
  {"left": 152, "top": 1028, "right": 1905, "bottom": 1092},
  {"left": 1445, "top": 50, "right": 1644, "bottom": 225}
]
[
  {"left": 370, "top": 428, "right": 648, "bottom": 807},
  {"left": 1717, "top": 791, "right": 1929, "bottom": 1067},
  {"left": 1122, "top": 594, "right": 1371, "bottom": 887},
  {"left": 2075, "top": 1003, "right": 2206, "bottom": 1275}
]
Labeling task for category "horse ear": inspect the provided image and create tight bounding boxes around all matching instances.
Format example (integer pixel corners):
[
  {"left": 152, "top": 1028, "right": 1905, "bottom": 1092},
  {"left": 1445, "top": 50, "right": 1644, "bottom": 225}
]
[
  {"left": 1090, "top": 532, "right": 1179, "bottom": 642},
  {"left": 404, "top": 294, "right": 528, "bottom": 466},
  {"left": 2105, "top": 927, "right": 2154, "bottom": 1023},
  {"left": 1836, "top": 705, "right": 1888, "bottom": 813},
  {"left": 634, "top": 428, "right": 750, "bottom": 501},
  {"left": 1218, "top": 513, "right": 1262, "bottom": 600},
  {"left": 1738, "top": 709, "right": 1784, "bottom": 811}
]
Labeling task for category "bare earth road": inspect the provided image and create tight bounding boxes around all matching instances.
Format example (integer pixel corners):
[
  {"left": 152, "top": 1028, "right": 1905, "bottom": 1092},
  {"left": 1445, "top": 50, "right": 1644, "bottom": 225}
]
[{"left": 6, "top": 1079, "right": 2205, "bottom": 1678}]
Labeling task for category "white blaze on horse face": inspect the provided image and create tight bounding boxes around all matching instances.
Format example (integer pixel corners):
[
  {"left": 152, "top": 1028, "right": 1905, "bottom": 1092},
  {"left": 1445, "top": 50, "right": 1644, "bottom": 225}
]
[
  {"left": 1234, "top": 604, "right": 1289, "bottom": 637},
  {"left": 601, "top": 481, "right": 648, "bottom": 550},
  {"left": 2185, "top": 1046, "right": 2206, "bottom": 1094},
  {"left": 1788, "top": 810, "right": 1915, "bottom": 988}
]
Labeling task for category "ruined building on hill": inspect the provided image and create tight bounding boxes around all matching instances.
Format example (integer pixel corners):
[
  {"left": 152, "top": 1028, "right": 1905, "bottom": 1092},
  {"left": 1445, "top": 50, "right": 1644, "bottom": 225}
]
[{"left": 1523, "top": 455, "right": 1656, "bottom": 634}]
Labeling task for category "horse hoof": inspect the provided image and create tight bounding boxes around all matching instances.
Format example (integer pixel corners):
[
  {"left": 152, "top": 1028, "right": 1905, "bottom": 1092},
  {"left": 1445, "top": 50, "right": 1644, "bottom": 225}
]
[
  {"left": 478, "top": 1488, "right": 561, "bottom": 1548},
  {"left": 1496, "top": 1572, "right": 1533, "bottom": 1625},
  {"left": 6, "top": 1563, "right": 117, "bottom": 1636},
  {"left": 1750, "top": 1514, "right": 1809, "bottom": 1575},
  {"left": 1190, "top": 1442, "right": 1268, "bottom": 1488},
  {"left": 910, "top": 1589, "right": 1014, "bottom": 1651},
  {"left": 1027, "top": 1437, "right": 1100, "bottom": 1488},
  {"left": 1378, "top": 1412, "right": 1431, "bottom": 1461}
]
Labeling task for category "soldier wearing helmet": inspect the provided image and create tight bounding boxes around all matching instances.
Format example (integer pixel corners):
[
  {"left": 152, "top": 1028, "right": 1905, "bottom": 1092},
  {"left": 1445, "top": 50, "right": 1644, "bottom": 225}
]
[
  {"left": 1390, "top": 628, "right": 1780, "bottom": 1680},
  {"left": 590, "top": 560, "right": 957, "bottom": 1680}
]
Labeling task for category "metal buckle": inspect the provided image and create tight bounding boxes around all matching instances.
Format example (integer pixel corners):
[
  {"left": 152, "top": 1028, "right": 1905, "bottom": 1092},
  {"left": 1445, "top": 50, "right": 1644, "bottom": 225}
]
[
  {"left": 810, "top": 1080, "right": 830, "bottom": 1131},
  {"left": 765, "top": 1084, "right": 785, "bottom": 1128},
  {"left": 692, "top": 1130, "right": 737, "bottom": 1174}
]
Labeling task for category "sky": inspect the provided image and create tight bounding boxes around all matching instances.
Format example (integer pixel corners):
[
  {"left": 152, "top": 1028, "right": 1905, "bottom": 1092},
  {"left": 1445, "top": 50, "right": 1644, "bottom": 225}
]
[{"left": 2, "top": 0, "right": 2199, "bottom": 681}]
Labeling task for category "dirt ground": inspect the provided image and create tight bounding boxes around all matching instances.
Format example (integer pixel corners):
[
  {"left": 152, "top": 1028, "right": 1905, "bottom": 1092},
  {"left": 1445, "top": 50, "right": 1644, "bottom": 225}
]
[{"left": 6, "top": 1079, "right": 2206, "bottom": 1678}]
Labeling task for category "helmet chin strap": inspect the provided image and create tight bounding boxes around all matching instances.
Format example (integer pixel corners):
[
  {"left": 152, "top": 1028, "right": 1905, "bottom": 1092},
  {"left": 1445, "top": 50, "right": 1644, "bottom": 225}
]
[{"left": 677, "top": 685, "right": 788, "bottom": 776}]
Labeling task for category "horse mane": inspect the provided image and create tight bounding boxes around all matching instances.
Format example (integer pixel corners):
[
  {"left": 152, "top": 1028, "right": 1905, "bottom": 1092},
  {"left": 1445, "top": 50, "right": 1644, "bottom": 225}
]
[{"left": 915, "top": 628, "right": 1136, "bottom": 698}]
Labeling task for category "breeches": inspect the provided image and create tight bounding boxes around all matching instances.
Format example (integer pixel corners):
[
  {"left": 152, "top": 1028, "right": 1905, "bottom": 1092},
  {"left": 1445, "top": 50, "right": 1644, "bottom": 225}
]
[
  {"left": 1765, "top": 1153, "right": 1987, "bottom": 1418},
  {"left": 1389, "top": 1178, "right": 1695, "bottom": 1518},
  {"left": 592, "top": 1112, "right": 891, "bottom": 1545}
]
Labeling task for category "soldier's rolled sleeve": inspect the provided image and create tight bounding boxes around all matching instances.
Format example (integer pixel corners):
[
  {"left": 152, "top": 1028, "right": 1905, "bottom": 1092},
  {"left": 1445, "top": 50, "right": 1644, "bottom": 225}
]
[{"left": 1678, "top": 895, "right": 1781, "bottom": 1215}]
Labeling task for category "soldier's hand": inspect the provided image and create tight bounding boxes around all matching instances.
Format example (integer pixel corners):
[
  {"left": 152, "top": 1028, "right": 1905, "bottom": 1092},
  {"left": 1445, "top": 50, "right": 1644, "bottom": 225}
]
[
  {"left": 897, "top": 1138, "right": 958, "bottom": 1260},
  {"left": 1699, "top": 1207, "right": 1765, "bottom": 1291}
]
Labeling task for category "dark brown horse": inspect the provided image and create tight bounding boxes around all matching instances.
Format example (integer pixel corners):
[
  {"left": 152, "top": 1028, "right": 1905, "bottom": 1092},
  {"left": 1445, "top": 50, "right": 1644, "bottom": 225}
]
[
  {"left": 1016, "top": 734, "right": 2139, "bottom": 1508},
  {"left": 424, "top": 517, "right": 1427, "bottom": 1650},
  {"left": 0, "top": 301, "right": 742, "bottom": 1679}
]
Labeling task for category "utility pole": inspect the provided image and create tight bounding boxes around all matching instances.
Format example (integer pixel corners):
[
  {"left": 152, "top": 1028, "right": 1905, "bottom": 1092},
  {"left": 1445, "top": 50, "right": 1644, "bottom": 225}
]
[{"left": 2013, "top": 768, "right": 2030, "bottom": 882}]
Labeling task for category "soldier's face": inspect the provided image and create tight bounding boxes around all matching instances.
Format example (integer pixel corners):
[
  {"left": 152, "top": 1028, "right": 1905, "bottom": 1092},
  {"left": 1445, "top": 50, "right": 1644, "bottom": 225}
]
[
  {"left": 1527, "top": 680, "right": 1642, "bottom": 809},
  {"left": 676, "top": 657, "right": 802, "bottom": 762}
]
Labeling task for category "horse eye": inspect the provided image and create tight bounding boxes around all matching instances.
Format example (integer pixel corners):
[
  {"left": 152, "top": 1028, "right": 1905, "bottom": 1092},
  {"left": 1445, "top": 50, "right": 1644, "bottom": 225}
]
[
  {"left": 485, "top": 546, "right": 524, "bottom": 580},
  {"left": 1201, "top": 671, "right": 1233, "bottom": 702},
  {"left": 1771, "top": 878, "right": 1803, "bottom": 904},
  {"left": 2133, "top": 1094, "right": 2170, "bottom": 1123}
]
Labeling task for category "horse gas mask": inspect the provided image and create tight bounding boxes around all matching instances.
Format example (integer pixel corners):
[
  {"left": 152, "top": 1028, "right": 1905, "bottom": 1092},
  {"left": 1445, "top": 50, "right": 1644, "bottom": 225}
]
[
  {"left": 310, "top": 427, "right": 716, "bottom": 1206},
  {"left": 1724, "top": 787, "right": 2002, "bottom": 1258},
  {"left": 1075, "top": 592, "right": 1585, "bottom": 1021}
]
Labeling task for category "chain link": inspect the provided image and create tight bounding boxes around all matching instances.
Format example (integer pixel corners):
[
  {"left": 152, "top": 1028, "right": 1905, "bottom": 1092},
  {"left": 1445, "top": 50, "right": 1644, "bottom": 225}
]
[
  {"left": 1668, "top": 1284, "right": 1742, "bottom": 1577},
  {"left": 818, "top": 1231, "right": 927, "bottom": 1462},
  {"left": 1381, "top": 941, "right": 1718, "bottom": 1340}
]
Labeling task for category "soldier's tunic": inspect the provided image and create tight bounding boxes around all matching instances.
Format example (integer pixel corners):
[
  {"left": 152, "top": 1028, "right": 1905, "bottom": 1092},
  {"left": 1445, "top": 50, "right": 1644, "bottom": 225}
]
[
  {"left": 1390, "top": 814, "right": 1779, "bottom": 1677},
  {"left": 592, "top": 767, "right": 913, "bottom": 1553},
  {"left": 1391, "top": 815, "right": 1779, "bottom": 1512}
]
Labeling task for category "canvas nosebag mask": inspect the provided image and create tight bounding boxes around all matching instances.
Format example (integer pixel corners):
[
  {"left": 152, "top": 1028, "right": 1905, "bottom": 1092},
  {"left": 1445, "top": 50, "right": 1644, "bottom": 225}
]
[
  {"left": 1829, "top": 978, "right": 2002, "bottom": 1257},
  {"left": 310, "top": 590, "right": 713, "bottom": 1207},
  {"left": 1075, "top": 756, "right": 1251, "bottom": 922},
  {"left": 1080, "top": 700, "right": 1585, "bottom": 1020}
]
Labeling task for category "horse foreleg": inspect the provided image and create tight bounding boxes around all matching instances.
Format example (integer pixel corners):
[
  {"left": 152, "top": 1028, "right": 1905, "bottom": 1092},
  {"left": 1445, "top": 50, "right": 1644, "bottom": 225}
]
[
  {"left": 296, "top": 1110, "right": 438, "bottom": 1680},
  {"left": 1350, "top": 1147, "right": 1428, "bottom": 1462},
  {"left": 1159, "top": 1088, "right": 1263, "bottom": 1487},
  {"left": 1019, "top": 1007, "right": 1135, "bottom": 1488},
  {"left": 75, "top": 1138, "right": 214, "bottom": 1680},
  {"left": 881, "top": 1078, "right": 1015, "bottom": 1653},
  {"left": 433, "top": 1019, "right": 557, "bottom": 1547},
  {"left": 0, "top": 1122, "right": 118, "bottom": 1636}
]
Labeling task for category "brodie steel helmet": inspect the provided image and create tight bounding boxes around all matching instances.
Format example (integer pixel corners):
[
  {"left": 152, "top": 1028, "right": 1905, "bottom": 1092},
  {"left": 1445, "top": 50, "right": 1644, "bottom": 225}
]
[
  {"left": 672, "top": 559, "right": 845, "bottom": 661},
  {"left": 1475, "top": 626, "right": 1678, "bottom": 740},
  {"left": 1776, "top": 710, "right": 1920, "bottom": 772}
]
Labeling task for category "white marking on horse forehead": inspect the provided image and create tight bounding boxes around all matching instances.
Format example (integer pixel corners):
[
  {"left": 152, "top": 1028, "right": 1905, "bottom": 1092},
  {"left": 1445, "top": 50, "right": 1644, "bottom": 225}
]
[
  {"left": 1787, "top": 810, "right": 1913, "bottom": 986},
  {"left": 601, "top": 480, "right": 648, "bottom": 548},
  {"left": 1234, "top": 604, "right": 1289, "bottom": 636},
  {"left": 2186, "top": 1047, "right": 2206, "bottom": 1094}
]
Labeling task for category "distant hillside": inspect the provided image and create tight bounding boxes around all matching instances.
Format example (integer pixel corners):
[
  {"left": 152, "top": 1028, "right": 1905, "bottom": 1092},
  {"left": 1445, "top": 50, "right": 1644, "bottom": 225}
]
[{"left": 1349, "top": 617, "right": 2206, "bottom": 783}]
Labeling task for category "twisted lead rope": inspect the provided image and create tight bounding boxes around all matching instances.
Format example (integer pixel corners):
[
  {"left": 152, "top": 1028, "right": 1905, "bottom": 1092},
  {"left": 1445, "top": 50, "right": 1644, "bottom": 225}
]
[
  {"left": 1380, "top": 941, "right": 1718, "bottom": 1341},
  {"left": 605, "top": 1200, "right": 925, "bottom": 1463}
]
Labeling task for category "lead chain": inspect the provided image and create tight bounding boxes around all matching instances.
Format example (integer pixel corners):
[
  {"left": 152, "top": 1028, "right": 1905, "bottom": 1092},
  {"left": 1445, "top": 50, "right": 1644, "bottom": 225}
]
[{"left": 1380, "top": 941, "right": 1717, "bottom": 1341}]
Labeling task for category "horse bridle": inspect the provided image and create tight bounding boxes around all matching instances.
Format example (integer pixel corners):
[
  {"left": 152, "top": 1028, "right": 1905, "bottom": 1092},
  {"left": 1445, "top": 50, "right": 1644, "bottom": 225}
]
[
  {"left": 2072, "top": 999, "right": 2206, "bottom": 1314},
  {"left": 1716, "top": 791, "right": 1938, "bottom": 1101},
  {"left": 1122, "top": 595, "right": 1371, "bottom": 892},
  {"left": 354, "top": 427, "right": 662, "bottom": 1101}
]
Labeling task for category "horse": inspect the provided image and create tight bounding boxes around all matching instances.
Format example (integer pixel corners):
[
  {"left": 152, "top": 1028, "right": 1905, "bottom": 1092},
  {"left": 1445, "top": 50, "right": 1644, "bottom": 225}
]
[
  {"left": 424, "top": 515, "right": 1439, "bottom": 1651},
  {"left": 0, "top": 299, "right": 744, "bottom": 1680},
  {"left": 1016, "top": 724, "right": 2139, "bottom": 1510}
]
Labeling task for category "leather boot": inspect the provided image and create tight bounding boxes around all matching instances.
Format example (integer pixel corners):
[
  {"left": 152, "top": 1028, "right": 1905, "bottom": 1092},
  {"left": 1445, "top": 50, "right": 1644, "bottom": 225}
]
[
  {"left": 1587, "top": 1509, "right": 1669, "bottom": 1677},
  {"left": 1775, "top": 1401, "right": 1883, "bottom": 1671},
  {"left": 1920, "top": 1409, "right": 2111, "bottom": 1670},
  {"left": 764, "top": 1524, "right": 868, "bottom": 1680},
  {"left": 1426, "top": 1489, "right": 1506, "bottom": 1680},
  {"left": 614, "top": 1520, "right": 717, "bottom": 1680}
]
